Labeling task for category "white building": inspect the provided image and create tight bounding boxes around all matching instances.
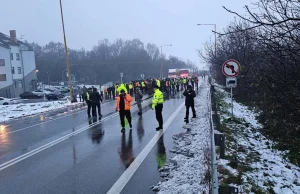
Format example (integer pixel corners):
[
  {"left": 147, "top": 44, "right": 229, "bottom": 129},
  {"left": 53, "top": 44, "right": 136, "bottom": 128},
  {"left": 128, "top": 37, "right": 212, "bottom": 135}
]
[{"left": 0, "top": 30, "right": 37, "bottom": 98}]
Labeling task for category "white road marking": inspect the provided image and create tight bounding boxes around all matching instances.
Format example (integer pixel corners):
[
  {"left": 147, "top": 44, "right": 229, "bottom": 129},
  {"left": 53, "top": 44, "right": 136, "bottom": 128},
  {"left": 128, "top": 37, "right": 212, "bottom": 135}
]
[
  {"left": 5, "top": 100, "right": 116, "bottom": 135},
  {"left": 106, "top": 102, "right": 185, "bottom": 194},
  {"left": 0, "top": 99, "right": 152, "bottom": 171}
]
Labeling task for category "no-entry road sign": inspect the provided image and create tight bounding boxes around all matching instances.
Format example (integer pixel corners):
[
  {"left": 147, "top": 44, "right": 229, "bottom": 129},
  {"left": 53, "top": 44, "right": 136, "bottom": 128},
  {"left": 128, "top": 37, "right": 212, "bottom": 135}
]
[{"left": 222, "top": 59, "right": 240, "bottom": 77}]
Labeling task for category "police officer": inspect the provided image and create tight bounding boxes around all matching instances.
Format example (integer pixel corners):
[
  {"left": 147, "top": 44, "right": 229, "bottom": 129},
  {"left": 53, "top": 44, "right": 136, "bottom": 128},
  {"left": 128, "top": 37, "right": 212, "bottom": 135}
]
[
  {"left": 85, "top": 87, "right": 93, "bottom": 118},
  {"left": 183, "top": 85, "right": 196, "bottom": 123},
  {"left": 152, "top": 85, "right": 164, "bottom": 131}
]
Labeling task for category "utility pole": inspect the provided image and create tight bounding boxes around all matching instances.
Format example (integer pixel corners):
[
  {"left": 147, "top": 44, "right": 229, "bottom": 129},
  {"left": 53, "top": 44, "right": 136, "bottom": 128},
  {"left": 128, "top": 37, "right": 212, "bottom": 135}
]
[{"left": 59, "top": 0, "right": 73, "bottom": 101}]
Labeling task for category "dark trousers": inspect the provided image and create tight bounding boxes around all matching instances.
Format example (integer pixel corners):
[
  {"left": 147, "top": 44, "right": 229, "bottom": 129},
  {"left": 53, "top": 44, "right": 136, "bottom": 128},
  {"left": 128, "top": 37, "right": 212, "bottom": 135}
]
[
  {"left": 155, "top": 104, "right": 163, "bottom": 128},
  {"left": 119, "top": 110, "right": 132, "bottom": 128},
  {"left": 82, "top": 94, "right": 85, "bottom": 102},
  {"left": 92, "top": 103, "right": 101, "bottom": 117},
  {"left": 176, "top": 85, "right": 180, "bottom": 92},
  {"left": 112, "top": 91, "right": 116, "bottom": 99},
  {"left": 186, "top": 104, "right": 196, "bottom": 119},
  {"left": 87, "top": 102, "right": 92, "bottom": 117}
]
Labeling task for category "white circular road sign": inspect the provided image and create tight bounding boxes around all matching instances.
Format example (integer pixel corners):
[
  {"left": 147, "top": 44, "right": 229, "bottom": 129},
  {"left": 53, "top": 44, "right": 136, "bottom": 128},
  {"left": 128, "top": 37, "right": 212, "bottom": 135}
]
[{"left": 222, "top": 59, "right": 241, "bottom": 77}]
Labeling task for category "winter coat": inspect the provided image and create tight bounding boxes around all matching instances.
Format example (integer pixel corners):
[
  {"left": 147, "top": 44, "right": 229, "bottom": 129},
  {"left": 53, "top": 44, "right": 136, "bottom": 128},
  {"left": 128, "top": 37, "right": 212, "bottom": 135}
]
[
  {"left": 135, "top": 88, "right": 143, "bottom": 102},
  {"left": 90, "top": 91, "right": 102, "bottom": 104},
  {"left": 183, "top": 89, "right": 196, "bottom": 106},
  {"left": 116, "top": 94, "right": 133, "bottom": 111}
]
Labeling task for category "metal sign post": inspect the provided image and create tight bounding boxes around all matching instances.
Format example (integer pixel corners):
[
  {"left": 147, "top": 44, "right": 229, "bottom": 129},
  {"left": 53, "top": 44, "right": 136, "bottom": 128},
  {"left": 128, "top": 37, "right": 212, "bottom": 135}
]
[
  {"left": 222, "top": 60, "right": 240, "bottom": 117},
  {"left": 120, "top": 72, "right": 123, "bottom": 83}
]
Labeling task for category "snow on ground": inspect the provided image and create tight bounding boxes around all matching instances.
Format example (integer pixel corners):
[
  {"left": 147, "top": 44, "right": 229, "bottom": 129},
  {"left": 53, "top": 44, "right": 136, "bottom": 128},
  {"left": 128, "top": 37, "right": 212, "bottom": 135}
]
[
  {"left": 215, "top": 86, "right": 300, "bottom": 194},
  {"left": 153, "top": 82, "right": 211, "bottom": 194},
  {"left": 0, "top": 100, "right": 83, "bottom": 123}
]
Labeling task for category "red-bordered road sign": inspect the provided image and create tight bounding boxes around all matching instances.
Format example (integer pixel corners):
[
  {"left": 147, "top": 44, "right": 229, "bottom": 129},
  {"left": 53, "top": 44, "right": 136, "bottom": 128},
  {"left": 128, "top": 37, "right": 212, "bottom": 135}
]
[{"left": 222, "top": 59, "right": 241, "bottom": 77}]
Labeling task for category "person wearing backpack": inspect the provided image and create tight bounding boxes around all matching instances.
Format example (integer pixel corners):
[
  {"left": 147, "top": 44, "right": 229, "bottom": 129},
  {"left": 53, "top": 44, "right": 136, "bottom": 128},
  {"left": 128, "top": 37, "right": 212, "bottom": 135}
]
[{"left": 135, "top": 87, "right": 143, "bottom": 116}]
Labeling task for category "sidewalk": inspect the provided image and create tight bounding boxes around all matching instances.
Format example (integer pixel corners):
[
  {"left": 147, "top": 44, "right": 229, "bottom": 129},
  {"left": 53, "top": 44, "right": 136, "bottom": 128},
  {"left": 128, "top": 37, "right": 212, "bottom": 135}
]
[{"left": 153, "top": 81, "right": 211, "bottom": 193}]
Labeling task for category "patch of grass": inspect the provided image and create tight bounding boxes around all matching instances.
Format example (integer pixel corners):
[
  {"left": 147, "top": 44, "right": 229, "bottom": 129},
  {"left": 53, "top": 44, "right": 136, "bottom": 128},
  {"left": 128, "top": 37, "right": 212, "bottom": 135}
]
[
  {"left": 222, "top": 173, "right": 242, "bottom": 185},
  {"left": 263, "top": 180, "right": 275, "bottom": 187},
  {"left": 218, "top": 166, "right": 231, "bottom": 176},
  {"left": 239, "top": 163, "right": 254, "bottom": 173},
  {"left": 251, "top": 185, "right": 265, "bottom": 194},
  {"left": 245, "top": 151, "right": 261, "bottom": 163}
]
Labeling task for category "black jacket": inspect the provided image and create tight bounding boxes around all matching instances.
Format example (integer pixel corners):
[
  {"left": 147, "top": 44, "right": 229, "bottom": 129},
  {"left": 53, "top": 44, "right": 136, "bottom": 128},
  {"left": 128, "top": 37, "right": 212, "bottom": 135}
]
[
  {"left": 183, "top": 89, "right": 196, "bottom": 106},
  {"left": 90, "top": 91, "right": 102, "bottom": 104}
]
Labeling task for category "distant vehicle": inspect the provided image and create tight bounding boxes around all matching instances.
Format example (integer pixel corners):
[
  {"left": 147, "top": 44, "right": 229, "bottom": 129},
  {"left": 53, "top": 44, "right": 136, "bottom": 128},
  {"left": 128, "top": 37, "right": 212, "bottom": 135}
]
[
  {"left": 0, "top": 97, "right": 18, "bottom": 105},
  {"left": 168, "top": 69, "right": 178, "bottom": 78},
  {"left": 32, "top": 90, "right": 46, "bottom": 97},
  {"left": 46, "top": 94, "right": 59, "bottom": 100},
  {"left": 179, "top": 69, "right": 190, "bottom": 78},
  {"left": 20, "top": 92, "right": 41, "bottom": 99},
  {"left": 46, "top": 90, "right": 64, "bottom": 100}
]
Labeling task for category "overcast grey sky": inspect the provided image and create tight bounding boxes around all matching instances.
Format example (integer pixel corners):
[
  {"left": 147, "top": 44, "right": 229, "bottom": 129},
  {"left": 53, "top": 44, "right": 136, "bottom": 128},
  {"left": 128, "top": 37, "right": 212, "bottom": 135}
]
[{"left": 1, "top": 0, "right": 251, "bottom": 69}]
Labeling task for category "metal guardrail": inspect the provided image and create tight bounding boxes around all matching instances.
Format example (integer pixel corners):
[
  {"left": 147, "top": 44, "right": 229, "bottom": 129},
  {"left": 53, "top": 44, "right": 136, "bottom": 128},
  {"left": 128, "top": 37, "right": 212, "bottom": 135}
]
[{"left": 208, "top": 85, "right": 219, "bottom": 194}]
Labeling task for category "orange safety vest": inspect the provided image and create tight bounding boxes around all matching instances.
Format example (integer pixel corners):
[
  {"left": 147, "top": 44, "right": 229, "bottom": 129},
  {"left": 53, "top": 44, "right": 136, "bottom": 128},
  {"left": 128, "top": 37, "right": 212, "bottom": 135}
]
[{"left": 116, "top": 94, "right": 133, "bottom": 111}]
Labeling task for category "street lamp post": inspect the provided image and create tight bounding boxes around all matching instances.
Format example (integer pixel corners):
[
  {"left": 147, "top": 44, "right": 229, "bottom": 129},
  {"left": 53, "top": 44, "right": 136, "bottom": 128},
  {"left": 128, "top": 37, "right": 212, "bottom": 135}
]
[
  {"left": 160, "top": 44, "right": 172, "bottom": 79},
  {"left": 59, "top": 0, "right": 73, "bottom": 101},
  {"left": 46, "top": 72, "right": 50, "bottom": 85},
  {"left": 197, "top": 24, "right": 217, "bottom": 56}
]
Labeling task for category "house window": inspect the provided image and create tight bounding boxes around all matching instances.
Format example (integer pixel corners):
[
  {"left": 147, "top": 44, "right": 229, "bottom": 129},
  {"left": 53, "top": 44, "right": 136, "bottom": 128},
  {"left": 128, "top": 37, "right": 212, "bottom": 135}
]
[
  {"left": 18, "top": 67, "right": 22, "bottom": 74},
  {"left": 18, "top": 80, "right": 23, "bottom": 88},
  {"left": 10, "top": 53, "right": 13, "bottom": 60},
  {"left": 12, "top": 67, "right": 15, "bottom": 74},
  {"left": 16, "top": 53, "right": 20, "bottom": 60},
  {"left": 0, "top": 59, "right": 5, "bottom": 66},
  {"left": 0, "top": 74, "right": 7, "bottom": 81}
]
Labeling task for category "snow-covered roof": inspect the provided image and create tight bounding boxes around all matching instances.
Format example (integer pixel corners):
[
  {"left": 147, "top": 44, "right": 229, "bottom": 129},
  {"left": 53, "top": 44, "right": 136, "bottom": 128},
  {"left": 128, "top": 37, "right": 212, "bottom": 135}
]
[{"left": 168, "top": 69, "right": 177, "bottom": 73}]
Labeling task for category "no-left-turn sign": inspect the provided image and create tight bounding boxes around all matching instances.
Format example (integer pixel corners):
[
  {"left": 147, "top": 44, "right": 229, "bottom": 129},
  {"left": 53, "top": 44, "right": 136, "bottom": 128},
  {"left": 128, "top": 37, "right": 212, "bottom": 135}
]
[{"left": 222, "top": 59, "right": 241, "bottom": 77}]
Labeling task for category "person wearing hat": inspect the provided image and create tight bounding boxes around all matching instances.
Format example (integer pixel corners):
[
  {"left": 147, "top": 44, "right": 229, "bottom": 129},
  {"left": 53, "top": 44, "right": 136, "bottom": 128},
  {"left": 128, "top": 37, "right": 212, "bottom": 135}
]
[
  {"left": 183, "top": 85, "right": 196, "bottom": 123},
  {"left": 152, "top": 85, "right": 164, "bottom": 131},
  {"left": 116, "top": 89, "right": 133, "bottom": 133}
]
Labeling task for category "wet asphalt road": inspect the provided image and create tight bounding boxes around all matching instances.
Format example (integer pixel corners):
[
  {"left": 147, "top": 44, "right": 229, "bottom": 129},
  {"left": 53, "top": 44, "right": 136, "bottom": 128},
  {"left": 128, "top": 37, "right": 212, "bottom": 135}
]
[{"left": 0, "top": 91, "right": 190, "bottom": 194}]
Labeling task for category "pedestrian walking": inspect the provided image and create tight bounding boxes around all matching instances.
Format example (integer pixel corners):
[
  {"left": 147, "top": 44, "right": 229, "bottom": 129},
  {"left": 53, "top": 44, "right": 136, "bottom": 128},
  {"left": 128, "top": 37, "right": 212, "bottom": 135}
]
[
  {"left": 90, "top": 88, "right": 103, "bottom": 119},
  {"left": 135, "top": 87, "right": 143, "bottom": 116},
  {"left": 183, "top": 85, "right": 196, "bottom": 123},
  {"left": 85, "top": 87, "right": 93, "bottom": 118},
  {"left": 116, "top": 89, "right": 133, "bottom": 133},
  {"left": 152, "top": 85, "right": 164, "bottom": 131}
]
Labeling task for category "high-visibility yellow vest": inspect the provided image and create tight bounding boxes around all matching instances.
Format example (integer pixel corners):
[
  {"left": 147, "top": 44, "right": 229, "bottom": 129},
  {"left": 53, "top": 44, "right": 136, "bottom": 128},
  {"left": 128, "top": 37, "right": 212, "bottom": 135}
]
[
  {"left": 141, "top": 82, "right": 145, "bottom": 87},
  {"left": 86, "top": 92, "right": 90, "bottom": 100},
  {"left": 156, "top": 80, "right": 161, "bottom": 87},
  {"left": 152, "top": 89, "right": 164, "bottom": 109},
  {"left": 129, "top": 84, "right": 133, "bottom": 89}
]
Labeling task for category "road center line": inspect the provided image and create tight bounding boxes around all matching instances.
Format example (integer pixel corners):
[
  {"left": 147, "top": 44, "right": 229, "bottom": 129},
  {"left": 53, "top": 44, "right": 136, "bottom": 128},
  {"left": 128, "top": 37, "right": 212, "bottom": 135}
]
[{"left": 106, "top": 101, "right": 185, "bottom": 194}]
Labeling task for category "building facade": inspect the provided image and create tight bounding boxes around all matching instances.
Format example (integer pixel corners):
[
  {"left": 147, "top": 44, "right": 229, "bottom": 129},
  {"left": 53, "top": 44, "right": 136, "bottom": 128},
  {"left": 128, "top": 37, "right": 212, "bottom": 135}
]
[{"left": 0, "top": 30, "right": 37, "bottom": 98}]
